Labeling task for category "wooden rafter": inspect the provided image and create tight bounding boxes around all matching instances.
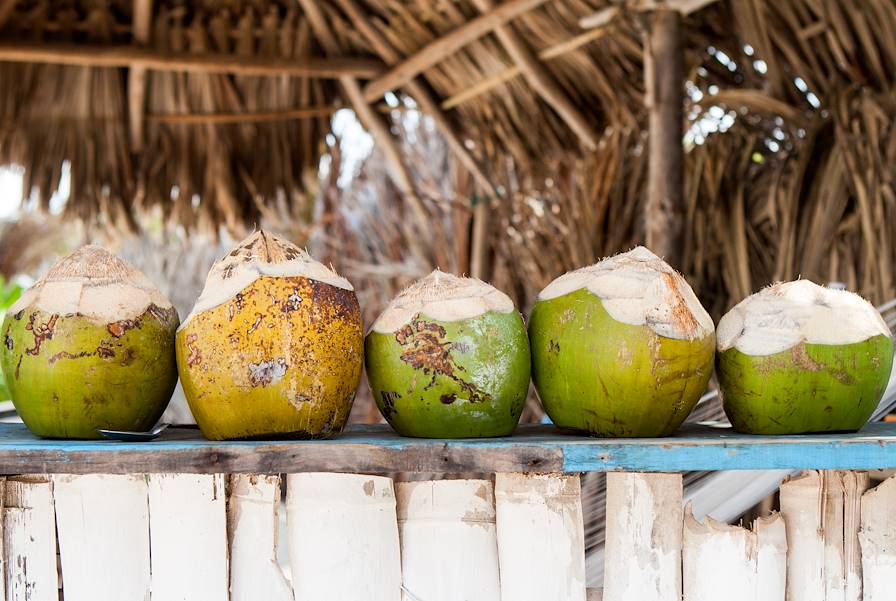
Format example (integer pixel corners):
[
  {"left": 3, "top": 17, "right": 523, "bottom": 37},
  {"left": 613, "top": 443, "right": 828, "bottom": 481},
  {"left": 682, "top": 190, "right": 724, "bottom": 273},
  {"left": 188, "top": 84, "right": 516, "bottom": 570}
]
[
  {"left": 441, "top": 26, "right": 613, "bottom": 110},
  {"left": 471, "top": 0, "right": 599, "bottom": 150},
  {"left": 333, "top": 0, "right": 498, "bottom": 199},
  {"left": 148, "top": 106, "right": 337, "bottom": 124},
  {"left": 0, "top": 43, "right": 383, "bottom": 79},
  {"left": 362, "top": 0, "right": 552, "bottom": 102},
  {"left": 295, "top": 0, "right": 430, "bottom": 230},
  {"left": 0, "top": 0, "right": 17, "bottom": 30}
]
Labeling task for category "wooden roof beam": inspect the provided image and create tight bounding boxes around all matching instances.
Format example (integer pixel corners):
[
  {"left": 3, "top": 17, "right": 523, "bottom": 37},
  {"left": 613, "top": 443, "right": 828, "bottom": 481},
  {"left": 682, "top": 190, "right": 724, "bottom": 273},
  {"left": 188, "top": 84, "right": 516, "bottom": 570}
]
[
  {"left": 127, "top": 0, "right": 152, "bottom": 152},
  {"left": 441, "top": 26, "right": 613, "bottom": 110},
  {"left": 0, "top": 0, "right": 18, "bottom": 30},
  {"left": 333, "top": 0, "right": 498, "bottom": 199},
  {"left": 295, "top": 0, "right": 430, "bottom": 231},
  {"left": 471, "top": 0, "right": 599, "bottom": 150},
  {"left": 362, "top": 0, "right": 552, "bottom": 103},
  {"left": 0, "top": 43, "right": 383, "bottom": 78}
]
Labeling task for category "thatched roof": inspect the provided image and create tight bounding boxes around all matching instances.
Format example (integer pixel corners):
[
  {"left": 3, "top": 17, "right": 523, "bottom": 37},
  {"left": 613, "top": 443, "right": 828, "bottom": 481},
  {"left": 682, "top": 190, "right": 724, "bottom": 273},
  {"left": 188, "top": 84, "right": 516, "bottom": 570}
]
[{"left": 2, "top": 0, "right": 895, "bottom": 318}]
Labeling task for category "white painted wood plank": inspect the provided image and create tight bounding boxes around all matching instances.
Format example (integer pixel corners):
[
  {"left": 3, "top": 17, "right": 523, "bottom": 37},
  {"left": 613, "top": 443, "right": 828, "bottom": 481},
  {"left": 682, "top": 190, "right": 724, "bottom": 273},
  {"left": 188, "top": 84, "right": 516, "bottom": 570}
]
[
  {"left": 396, "top": 479, "right": 500, "bottom": 601},
  {"left": 0, "top": 477, "right": 5, "bottom": 601},
  {"left": 3, "top": 476, "right": 58, "bottom": 601},
  {"left": 859, "top": 476, "right": 896, "bottom": 601},
  {"left": 603, "top": 472, "right": 682, "bottom": 601},
  {"left": 683, "top": 508, "right": 755, "bottom": 601},
  {"left": 53, "top": 474, "right": 151, "bottom": 601},
  {"left": 286, "top": 473, "right": 401, "bottom": 601},
  {"left": 148, "top": 473, "right": 229, "bottom": 601},
  {"left": 781, "top": 471, "right": 825, "bottom": 601},
  {"left": 228, "top": 474, "right": 293, "bottom": 601},
  {"left": 495, "top": 473, "right": 586, "bottom": 601},
  {"left": 754, "top": 513, "right": 787, "bottom": 601},
  {"left": 823, "top": 471, "right": 869, "bottom": 601}
]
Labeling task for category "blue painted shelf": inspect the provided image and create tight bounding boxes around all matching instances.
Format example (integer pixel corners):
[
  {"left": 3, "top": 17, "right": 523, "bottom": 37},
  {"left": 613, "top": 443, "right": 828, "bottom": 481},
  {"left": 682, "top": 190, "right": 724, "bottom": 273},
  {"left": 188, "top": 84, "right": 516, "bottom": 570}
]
[{"left": 1, "top": 421, "right": 895, "bottom": 474}]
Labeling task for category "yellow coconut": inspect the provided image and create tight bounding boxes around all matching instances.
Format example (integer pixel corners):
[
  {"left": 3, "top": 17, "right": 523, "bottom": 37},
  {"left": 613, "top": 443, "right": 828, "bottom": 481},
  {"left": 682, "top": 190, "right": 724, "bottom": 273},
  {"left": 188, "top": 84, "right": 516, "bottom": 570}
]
[{"left": 176, "top": 231, "right": 363, "bottom": 440}]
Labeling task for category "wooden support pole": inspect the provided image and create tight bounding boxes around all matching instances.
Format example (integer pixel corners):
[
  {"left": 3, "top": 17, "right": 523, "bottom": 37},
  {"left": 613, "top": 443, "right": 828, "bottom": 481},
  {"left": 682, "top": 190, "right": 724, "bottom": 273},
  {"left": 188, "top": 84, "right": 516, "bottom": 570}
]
[
  {"left": 470, "top": 199, "right": 491, "bottom": 279},
  {"left": 643, "top": 8, "right": 684, "bottom": 263},
  {"left": 603, "top": 472, "right": 682, "bottom": 601},
  {"left": 0, "top": 42, "right": 383, "bottom": 78},
  {"left": 495, "top": 473, "right": 586, "bottom": 601},
  {"left": 297, "top": 0, "right": 429, "bottom": 230},
  {"left": 396, "top": 480, "right": 501, "bottom": 601},
  {"left": 362, "top": 0, "right": 552, "bottom": 103},
  {"left": 470, "top": 0, "right": 599, "bottom": 150},
  {"left": 127, "top": 0, "right": 152, "bottom": 152}
]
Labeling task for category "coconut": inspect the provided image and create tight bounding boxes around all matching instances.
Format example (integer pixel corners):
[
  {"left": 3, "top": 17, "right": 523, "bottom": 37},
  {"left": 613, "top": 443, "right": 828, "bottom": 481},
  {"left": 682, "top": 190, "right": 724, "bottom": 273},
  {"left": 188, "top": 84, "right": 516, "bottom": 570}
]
[
  {"left": 176, "top": 231, "right": 363, "bottom": 440},
  {"left": 529, "top": 246, "right": 715, "bottom": 437},
  {"left": 717, "top": 280, "right": 893, "bottom": 435},
  {"left": 365, "top": 270, "right": 530, "bottom": 438},
  {"left": 0, "top": 246, "right": 179, "bottom": 439}
]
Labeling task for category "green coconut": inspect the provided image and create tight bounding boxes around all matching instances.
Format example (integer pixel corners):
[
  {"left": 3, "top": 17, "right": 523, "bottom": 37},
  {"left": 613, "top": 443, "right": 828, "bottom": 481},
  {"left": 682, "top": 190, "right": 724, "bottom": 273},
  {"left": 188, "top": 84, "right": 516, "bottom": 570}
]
[
  {"left": 0, "top": 246, "right": 179, "bottom": 439},
  {"left": 529, "top": 246, "right": 716, "bottom": 438},
  {"left": 717, "top": 280, "right": 894, "bottom": 435},
  {"left": 365, "top": 271, "right": 530, "bottom": 438}
]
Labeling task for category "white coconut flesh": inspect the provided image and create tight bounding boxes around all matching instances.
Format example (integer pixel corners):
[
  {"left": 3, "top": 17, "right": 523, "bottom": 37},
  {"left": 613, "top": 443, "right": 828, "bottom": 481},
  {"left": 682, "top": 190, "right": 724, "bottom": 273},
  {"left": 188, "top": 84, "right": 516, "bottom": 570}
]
[
  {"left": 9, "top": 245, "right": 172, "bottom": 324},
  {"left": 370, "top": 270, "right": 514, "bottom": 334},
  {"left": 717, "top": 279, "right": 891, "bottom": 357},
  {"left": 181, "top": 230, "right": 352, "bottom": 328},
  {"left": 537, "top": 246, "right": 714, "bottom": 341}
]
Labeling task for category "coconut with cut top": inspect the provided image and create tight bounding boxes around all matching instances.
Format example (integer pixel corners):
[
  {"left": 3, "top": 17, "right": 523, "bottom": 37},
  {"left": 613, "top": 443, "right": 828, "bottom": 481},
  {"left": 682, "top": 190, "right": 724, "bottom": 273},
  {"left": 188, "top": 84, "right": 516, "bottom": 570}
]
[
  {"left": 176, "top": 230, "right": 363, "bottom": 440},
  {"left": 529, "top": 246, "right": 715, "bottom": 437},
  {"left": 717, "top": 280, "right": 893, "bottom": 435},
  {"left": 0, "top": 246, "right": 179, "bottom": 439},
  {"left": 365, "top": 270, "right": 530, "bottom": 438}
]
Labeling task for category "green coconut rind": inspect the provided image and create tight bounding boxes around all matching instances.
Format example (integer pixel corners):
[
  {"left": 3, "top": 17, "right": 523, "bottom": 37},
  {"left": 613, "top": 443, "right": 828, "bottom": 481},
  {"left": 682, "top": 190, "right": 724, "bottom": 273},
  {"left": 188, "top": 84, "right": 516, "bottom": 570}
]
[
  {"left": 0, "top": 305, "right": 179, "bottom": 439},
  {"left": 529, "top": 288, "right": 715, "bottom": 438},
  {"left": 718, "top": 335, "right": 894, "bottom": 435},
  {"left": 365, "top": 310, "right": 531, "bottom": 438}
]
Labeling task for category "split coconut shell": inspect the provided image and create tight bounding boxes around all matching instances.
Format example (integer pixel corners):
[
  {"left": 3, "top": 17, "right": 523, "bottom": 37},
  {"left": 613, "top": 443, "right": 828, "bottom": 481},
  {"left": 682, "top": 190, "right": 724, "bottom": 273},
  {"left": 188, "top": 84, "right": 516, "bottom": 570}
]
[
  {"left": 365, "top": 271, "right": 530, "bottom": 438},
  {"left": 0, "top": 246, "right": 179, "bottom": 439},
  {"left": 176, "top": 231, "right": 363, "bottom": 440},
  {"left": 529, "top": 246, "right": 715, "bottom": 437},
  {"left": 717, "top": 280, "right": 894, "bottom": 435}
]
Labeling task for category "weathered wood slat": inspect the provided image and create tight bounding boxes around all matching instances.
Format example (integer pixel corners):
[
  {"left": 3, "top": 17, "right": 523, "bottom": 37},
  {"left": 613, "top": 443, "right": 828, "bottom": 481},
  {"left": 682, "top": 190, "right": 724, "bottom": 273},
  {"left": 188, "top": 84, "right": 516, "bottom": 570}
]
[
  {"left": 2, "top": 423, "right": 896, "bottom": 474},
  {"left": 0, "top": 42, "right": 383, "bottom": 78}
]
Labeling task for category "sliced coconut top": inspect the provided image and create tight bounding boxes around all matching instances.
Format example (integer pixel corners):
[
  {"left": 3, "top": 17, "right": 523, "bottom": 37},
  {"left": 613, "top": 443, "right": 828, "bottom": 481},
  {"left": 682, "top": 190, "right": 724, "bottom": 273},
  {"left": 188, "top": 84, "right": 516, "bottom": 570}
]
[
  {"left": 9, "top": 245, "right": 172, "bottom": 323},
  {"left": 182, "top": 230, "right": 352, "bottom": 327},
  {"left": 717, "top": 279, "right": 890, "bottom": 356},
  {"left": 537, "top": 246, "right": 714, "bottom": 340},
  {"left": 370, "top": 270, "right": 514, "bottom": 334}
]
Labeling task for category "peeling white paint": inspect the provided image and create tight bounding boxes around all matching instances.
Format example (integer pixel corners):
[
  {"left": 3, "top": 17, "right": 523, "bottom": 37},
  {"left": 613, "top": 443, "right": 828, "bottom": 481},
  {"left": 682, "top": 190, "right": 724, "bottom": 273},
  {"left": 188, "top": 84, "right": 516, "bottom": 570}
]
[
  {"left": 148, "top": 474, "right": 229, "bottom": 601},
  {"left": 3, "top": 476, "right": 58, "bottom": 601},
  {"left": 396, "top": 479, "right": 500, "bottom": 601},
  {"left": 228, "top": 474, "right": 293, "bottom": 601},
  {"left": 53, "top": 474, "right": 151, "bottom": 601},
  {"left": 859, "top": 476, "right": 896, "bottom": 601},
  {"left": 286, "top": 473, "right": 401, "bottom": 601},
  {"left": 495, "top": 473, "right": 586, "bottom": 601},
  {"left": 603, "top": 472, "right": 682, "bottom": 601}
]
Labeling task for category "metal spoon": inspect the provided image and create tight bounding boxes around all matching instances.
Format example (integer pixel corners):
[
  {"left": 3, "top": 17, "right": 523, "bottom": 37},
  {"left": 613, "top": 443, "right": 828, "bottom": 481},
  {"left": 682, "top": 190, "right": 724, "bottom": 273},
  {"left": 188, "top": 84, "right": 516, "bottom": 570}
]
[{"left": 97, "top": 423, "right": 170, "bottom": 442}]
